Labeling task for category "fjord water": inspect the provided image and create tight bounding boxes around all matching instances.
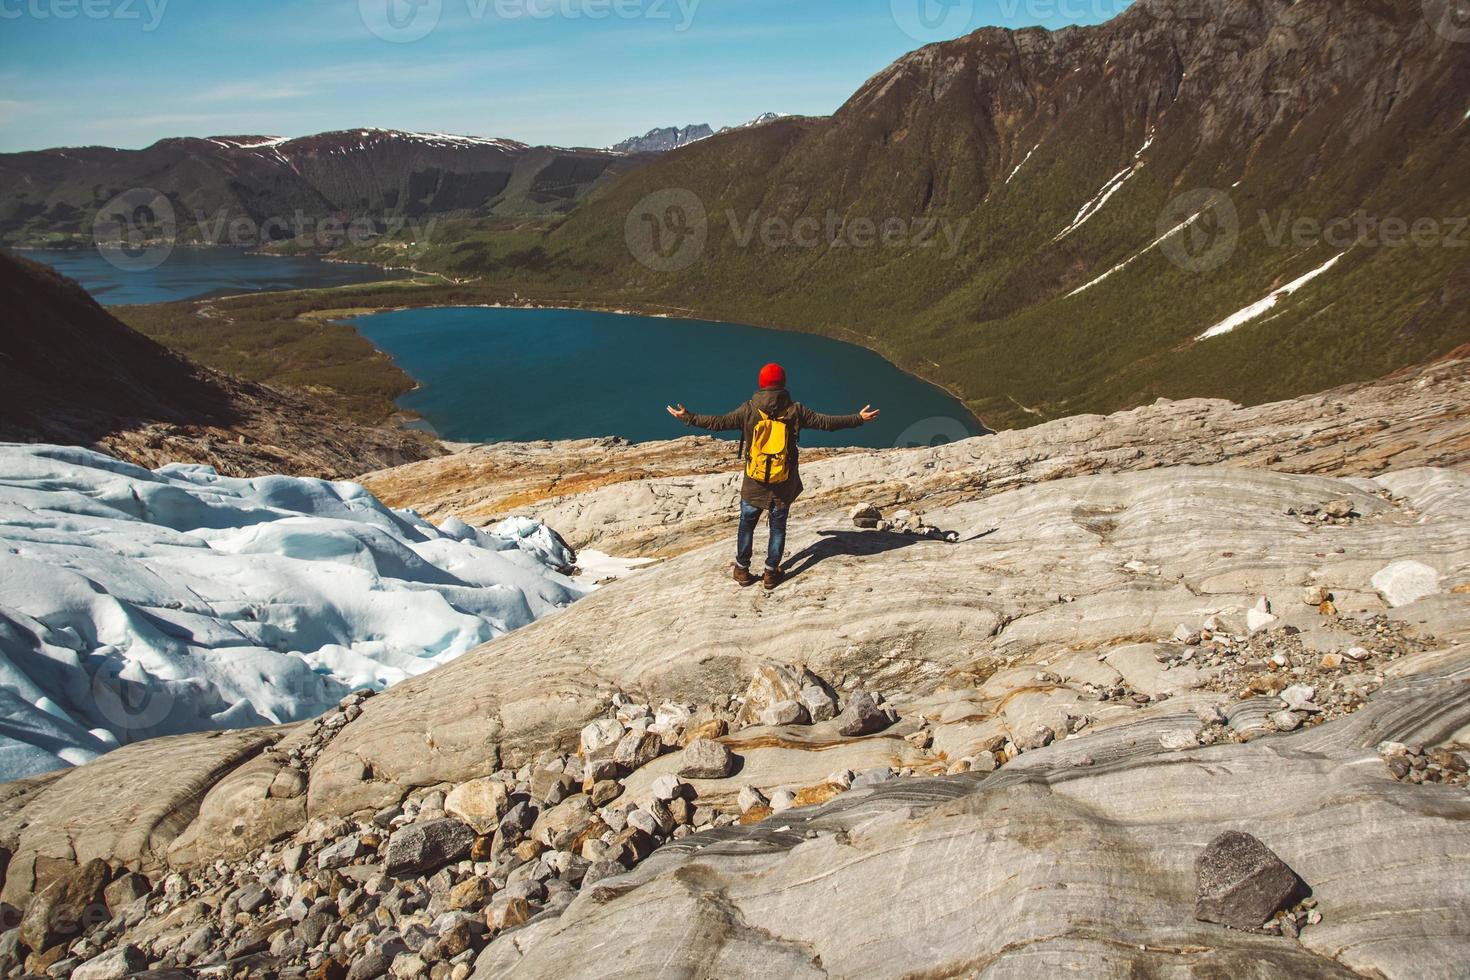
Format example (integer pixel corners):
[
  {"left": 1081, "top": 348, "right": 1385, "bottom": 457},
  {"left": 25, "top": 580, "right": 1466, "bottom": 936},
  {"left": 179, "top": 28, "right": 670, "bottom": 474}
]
[
  {"left": 18, "top": 247, "right": 410, "bottom": 305},
  {"left": 350, "top": 306, "right": 986, "bottom": 448}
]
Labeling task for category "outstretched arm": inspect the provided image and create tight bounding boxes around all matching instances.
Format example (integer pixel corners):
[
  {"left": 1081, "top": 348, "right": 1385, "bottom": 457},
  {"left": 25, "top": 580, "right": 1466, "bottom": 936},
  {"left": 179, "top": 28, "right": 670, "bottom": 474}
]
[
  {"left": 666, "top": 403, "right": 747, "bottom": 432},
  {"left": 798, "top": 404, "right": 880, "bottom": 431}
]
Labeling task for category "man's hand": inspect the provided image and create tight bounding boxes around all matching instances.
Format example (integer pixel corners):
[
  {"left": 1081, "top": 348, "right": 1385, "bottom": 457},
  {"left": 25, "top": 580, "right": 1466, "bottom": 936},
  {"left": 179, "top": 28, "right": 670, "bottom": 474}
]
[
  {"left": 666, "top": 404, "right": 691, "bottom": 421},
  {"left": 859, "top": 404, "right": 881, "bottom": 422}
]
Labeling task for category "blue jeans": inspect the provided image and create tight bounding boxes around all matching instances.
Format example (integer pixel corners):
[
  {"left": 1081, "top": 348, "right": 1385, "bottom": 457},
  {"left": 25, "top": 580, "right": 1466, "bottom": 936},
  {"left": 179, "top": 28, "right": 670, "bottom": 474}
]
[{"left": 736, "top": 499, "right": 788, "bottom": 572}]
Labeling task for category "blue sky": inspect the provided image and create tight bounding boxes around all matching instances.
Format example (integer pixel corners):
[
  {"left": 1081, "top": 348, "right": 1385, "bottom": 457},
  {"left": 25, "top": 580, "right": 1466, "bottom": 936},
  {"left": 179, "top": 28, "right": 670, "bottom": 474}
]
[{"left": 0, "top": 0, "right": 1133, "bottom": 152}]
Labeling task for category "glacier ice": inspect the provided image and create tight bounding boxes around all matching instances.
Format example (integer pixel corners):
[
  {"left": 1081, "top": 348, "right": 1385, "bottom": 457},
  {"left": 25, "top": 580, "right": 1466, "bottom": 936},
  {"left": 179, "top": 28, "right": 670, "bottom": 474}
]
[{"left": 0, "top": 444, "right": 593, "bottom": 781}]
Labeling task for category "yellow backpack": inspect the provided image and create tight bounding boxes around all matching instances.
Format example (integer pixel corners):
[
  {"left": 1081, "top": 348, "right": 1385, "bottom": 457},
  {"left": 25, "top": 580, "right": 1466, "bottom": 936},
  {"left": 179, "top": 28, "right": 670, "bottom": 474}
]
[{"left": 746, "top": 409, "right": 792, "bottom": 484}]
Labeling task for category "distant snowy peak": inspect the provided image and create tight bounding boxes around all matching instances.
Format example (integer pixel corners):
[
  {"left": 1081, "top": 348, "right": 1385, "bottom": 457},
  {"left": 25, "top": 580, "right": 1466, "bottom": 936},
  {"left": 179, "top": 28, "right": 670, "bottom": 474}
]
[
  {"left": 193, "top": 129, "right": 530, "bottom": 156},
  {"left": 611, "top": 124, "right": 714, "bottom": 154},
  {"left": 725, "top": 111, "right": 788, "bottom": 131},
  {"left": 611, "top": 114, "right": 788, "bottom": 153}
]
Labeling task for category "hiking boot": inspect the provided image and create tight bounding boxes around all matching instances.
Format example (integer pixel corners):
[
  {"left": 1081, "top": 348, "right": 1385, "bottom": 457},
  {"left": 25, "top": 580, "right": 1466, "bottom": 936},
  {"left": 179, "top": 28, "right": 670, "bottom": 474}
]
[
  {"left": 762, "top": 567, "right": 785, "bottom": 590},
  {"left": 732, "top": 564, "right": 757, "bottom": 587}
]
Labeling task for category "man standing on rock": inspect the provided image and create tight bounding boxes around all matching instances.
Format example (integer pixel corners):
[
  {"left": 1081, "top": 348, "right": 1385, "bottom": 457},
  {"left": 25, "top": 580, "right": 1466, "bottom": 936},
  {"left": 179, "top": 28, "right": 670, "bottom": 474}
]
[{"left": 667, "top": 362, "right": 879, "bottom": 590}]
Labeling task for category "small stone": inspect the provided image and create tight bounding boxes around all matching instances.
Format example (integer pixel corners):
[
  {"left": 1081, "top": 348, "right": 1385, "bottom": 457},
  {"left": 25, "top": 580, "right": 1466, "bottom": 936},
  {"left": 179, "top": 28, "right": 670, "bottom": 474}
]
[
  {"left": 626, "top": 809, "right": 659, "bottom": 837},
  {"left": 589, "top": 779, "right": 624, "bottom": 806},
  {"left": 612, "top": 730, "right": 663, "bottom": 771},
  {"left": 769, "top": 789, "right": 796, "bottom": 812},
  {"left": 1270, "top": 710, "right": 1303, "bottom": 732},
  {"left": 852, "top": 767, "right": 895, "bottom": 787},
  {"left": 1301, "top": 586, "right": 1330, "bottom": 605},
  {"left": 102, "top": 872, "right": 151, "bottom": 915},
  {"left": 444, "top": 777, "right": 511, "bottom": 834},
  {"left": 737, "top": 785, "right": 769, "bottom": 813},
  {"left": 70, "top": 945, "right": 146, "bottom": 980},
  {"left": 1279, "top": 685, "right": 1317, "bottom": 711},
  {"left": 1017, "top": 725, "right": 1055, "bottom": 752},
  {"left": 580, "top": 718, "right": 626, "bottom": 755},
  {"left": 833, "top": 691, "right": 888, "bottom": 737},
  {"left": 282, "top": 844, "right": 307, "bottom": 873},
  {"left": 268, "top": 767, "right": 309, "bottom": 799},
  {"left": 797, "top": 685, "right": 838, "bottom": 722},
  {"left": 1319, "top": 653, "right": 1344, "bottom": 669},
  {"left": 1246, "top": 608, "right": 1278, "bottom": 633},
  {"left": 1195, "top": 705, "right": 1228, "bottom": 727},
  {"left": 318, "top": 834, "right": 367, "bottom": 870},
  {"left": 1159, "top": 730, "right": 1199, "bottom": 751},
  {"left": 970, "top": 752, "right": 1000, "bottom": 773},
  {"left": 1371, "top": 560, "right": 1441, "bottom": 608},
  {"left": 1343, "top": 646, "right": 1371, "bottom": 662},
  {"left": 1323, "top": 499, "right": 1354, "bottom": 518},
  {"left": 678, "top": 739, "right": 736, "bottom": 779},
  {"left": 384, "top": 819, "right": 477, "bottom": 878},
  {"left": 649, "top": 774, "right": 684, "bottom": 801},
  {"left": 1195, "top": 831, "right": 1304, "bottom": 929},
  {"left": 850, "top": 503, "right": 883, "bottom": 528},
  {"left": 759, "top": 700, "right": 810, "bottom": 726}
]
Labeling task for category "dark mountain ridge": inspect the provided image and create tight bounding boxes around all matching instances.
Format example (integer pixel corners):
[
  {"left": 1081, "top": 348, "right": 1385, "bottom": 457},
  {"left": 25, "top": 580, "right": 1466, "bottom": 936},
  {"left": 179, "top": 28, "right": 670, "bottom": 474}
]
[
  {"left": 0, "top": 128, "right": 651, "bottom": 248},
  {"left": 0, "top": 250, "right": 437, "bottom": 477}
]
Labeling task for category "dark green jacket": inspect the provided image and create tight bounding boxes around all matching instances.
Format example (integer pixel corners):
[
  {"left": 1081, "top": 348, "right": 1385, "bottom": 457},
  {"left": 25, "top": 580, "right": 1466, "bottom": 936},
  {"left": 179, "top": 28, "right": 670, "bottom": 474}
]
[{"left": 684, "top": 386, "right": 865, "bottom": 508}]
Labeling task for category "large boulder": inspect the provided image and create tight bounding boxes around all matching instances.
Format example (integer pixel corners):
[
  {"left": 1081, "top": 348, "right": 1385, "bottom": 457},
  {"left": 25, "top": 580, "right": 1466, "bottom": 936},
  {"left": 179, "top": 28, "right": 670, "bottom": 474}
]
[
  {"left": 735, "top": 663, "right": 822, "bottom": 727},
  {"left": 384, "top": 818, "right": 476, "bottom": 878},
  {"left": 19, "top": 857, "right": 109, "bottom": 953},
  {"left": 445, "top": 777, "right": 510, "bottom": 834},
  {"left": 70, "top": 944, "right": 146, "bottom": 980},
  {"left": 1194, "top": 831, "right": 1304, "bottom": 929},
  {"left": 678, "top": 739, "right": 736, "bottom": 779}
]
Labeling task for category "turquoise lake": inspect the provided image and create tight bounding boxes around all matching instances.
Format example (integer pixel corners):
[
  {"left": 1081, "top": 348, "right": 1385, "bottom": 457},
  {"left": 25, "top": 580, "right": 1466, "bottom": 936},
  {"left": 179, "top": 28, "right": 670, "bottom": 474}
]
[
  {"left": 17, "top": 247, "right": 411, "bottom": 305},
  {"left": 350, "top": 306, "right": 986, "bottom": 448}
]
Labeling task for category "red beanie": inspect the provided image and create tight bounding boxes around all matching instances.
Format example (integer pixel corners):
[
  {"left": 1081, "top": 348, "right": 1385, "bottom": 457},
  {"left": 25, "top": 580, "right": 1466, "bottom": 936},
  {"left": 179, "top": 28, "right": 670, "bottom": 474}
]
[{"left": 758, "top": 362, "right": 786, "bottom": 389}]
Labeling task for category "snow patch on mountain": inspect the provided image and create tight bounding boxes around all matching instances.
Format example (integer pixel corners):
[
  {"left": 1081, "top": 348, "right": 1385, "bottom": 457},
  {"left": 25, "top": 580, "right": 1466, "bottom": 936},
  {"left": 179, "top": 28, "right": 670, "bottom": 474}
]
[
  {"left": 1198, "top": 253, "right": 1345, "bottom": 340},
  {"left": 0, "top": 444, "right": 606, "bottom": 781},
  {"left": 1054, "top": 131, "right": 1155, "bottom": 241}
]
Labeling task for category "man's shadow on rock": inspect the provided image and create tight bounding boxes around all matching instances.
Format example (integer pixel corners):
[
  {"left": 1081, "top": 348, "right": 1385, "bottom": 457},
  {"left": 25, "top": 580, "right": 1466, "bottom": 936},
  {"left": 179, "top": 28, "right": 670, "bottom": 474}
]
[{"left": 782, "top": 528, "right": 983, "bottom": 580}]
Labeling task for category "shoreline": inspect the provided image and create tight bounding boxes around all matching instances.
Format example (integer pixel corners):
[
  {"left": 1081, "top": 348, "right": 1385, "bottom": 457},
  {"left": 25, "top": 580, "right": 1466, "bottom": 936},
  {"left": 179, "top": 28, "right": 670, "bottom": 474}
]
[{"left": 313, "top": 291, "right": 992, "bottom": 436}]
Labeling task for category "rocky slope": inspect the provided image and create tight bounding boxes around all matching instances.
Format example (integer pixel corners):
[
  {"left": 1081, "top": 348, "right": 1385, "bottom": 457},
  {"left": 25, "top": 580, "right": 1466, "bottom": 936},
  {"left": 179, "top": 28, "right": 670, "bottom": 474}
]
[
  {"left": 361, "top": 349, "right": 1470, "bottom": 557},
  {"left": 0, "top": 250, "right": 437, "bottom": 477},
  {"left": 0, "top": 130, "right": 649, "bottom": 248},
  {"left": 0, "top": 359, "right": 1466, "bottom": 976}
]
